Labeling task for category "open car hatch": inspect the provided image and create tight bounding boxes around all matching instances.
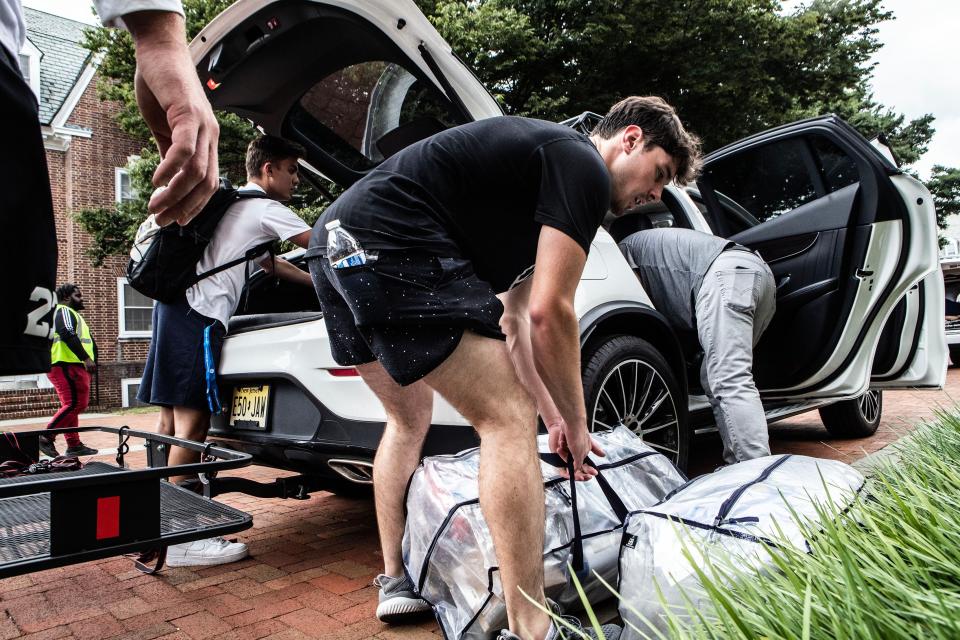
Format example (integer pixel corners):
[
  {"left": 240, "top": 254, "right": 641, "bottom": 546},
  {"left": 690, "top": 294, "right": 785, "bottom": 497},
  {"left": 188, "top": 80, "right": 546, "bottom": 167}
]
[{"left": 191, "top": 0, "right": 502, "bottom": 188}]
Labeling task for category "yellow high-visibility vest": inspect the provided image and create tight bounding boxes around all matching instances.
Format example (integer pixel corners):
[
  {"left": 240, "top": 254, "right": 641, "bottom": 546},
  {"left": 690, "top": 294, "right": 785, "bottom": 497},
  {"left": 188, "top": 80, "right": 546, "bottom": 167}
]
[{"left": 50, "top": 304, "right": 94, "bottom": 364}]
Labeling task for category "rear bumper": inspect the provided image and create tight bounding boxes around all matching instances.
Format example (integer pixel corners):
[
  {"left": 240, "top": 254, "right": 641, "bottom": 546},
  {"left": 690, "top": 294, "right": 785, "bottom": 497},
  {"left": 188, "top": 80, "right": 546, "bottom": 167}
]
[{"left": 209, "top": 376, "right": 478, "bottom": 477}]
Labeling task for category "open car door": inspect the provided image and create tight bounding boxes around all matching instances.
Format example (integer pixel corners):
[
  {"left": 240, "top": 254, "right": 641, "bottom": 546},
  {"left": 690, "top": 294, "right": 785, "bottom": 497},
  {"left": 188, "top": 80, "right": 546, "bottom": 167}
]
[
  {"left": 190, "top": 0, "right": 502, "bottom": 189},
  {"left": 696, "top": 115, "right": 945, "bottom": 400}
]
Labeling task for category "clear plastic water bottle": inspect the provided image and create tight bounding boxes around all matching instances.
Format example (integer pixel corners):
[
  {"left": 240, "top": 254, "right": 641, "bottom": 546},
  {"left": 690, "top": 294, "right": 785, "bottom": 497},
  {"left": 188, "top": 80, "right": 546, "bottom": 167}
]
[{"left": 326, "top": 219, "right": 367, "bottom": 269}]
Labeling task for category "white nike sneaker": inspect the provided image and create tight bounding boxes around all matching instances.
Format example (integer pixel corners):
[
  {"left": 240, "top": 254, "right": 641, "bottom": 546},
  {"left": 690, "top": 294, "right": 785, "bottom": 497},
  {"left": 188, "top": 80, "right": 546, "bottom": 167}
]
[{"left": 165, "top": 536, "right": 248, "bottom": 567}]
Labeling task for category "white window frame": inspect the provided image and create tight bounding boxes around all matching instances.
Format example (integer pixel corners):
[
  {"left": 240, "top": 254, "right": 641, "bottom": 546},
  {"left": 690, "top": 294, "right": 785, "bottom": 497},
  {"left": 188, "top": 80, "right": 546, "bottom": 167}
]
[
  {"left": 18, "top": 39, "right": 40, "bottom": 100},
  {"left": 121, "top": 377, "right": 142, "bottom": 408},
  {"left": 117, "top": 277, "right": 154, "bottom": 338},
  {"left": 115, "top": 167, "right": 134, "bottom": 204}
]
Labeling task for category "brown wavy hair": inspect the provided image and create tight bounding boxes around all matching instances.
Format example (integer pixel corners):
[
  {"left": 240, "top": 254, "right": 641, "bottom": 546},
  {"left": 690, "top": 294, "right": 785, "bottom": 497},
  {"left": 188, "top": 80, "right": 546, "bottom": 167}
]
[{"left": 593, "top": 96, "right": 701, "bottom": 185}]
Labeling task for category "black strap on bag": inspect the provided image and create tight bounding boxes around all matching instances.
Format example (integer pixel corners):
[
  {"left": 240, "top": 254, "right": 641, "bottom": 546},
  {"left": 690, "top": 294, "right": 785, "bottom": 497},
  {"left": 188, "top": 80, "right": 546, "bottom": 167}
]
[{"left": 539, "top": 452, "right": 630, "bottom": 576}]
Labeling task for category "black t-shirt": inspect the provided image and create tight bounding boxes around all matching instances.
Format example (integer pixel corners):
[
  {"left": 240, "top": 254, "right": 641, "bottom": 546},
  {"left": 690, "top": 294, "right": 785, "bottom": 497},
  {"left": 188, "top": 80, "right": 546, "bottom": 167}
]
[{"left": 312, "top": 116, "right": 611, "bottom": 293}]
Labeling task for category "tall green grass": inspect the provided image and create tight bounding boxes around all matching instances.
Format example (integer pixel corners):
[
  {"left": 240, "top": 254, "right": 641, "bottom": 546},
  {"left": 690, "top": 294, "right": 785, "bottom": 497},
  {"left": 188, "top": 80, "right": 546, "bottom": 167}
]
[{"left": 651, "top": 411, "right": 960, "bottom": 640}]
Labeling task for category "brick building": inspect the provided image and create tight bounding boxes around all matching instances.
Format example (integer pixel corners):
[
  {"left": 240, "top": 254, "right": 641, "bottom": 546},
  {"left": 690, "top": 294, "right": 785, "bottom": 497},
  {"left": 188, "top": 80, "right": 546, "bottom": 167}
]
[{"left": 0, "top": 8, "right": 151, "bottom": 418}]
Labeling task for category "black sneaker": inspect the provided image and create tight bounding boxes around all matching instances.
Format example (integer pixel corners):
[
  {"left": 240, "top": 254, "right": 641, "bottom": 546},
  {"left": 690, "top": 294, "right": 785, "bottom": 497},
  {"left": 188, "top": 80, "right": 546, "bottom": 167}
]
[
  {"left": 65, "top": 444, "right": 98, "bottom": 456},
  {"left": 38, "top": 435, "right": 60, "bottom": 458}
]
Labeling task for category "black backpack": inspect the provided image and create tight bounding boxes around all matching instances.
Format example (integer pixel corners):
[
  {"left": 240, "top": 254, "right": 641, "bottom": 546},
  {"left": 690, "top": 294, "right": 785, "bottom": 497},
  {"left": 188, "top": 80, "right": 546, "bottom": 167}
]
[{"left": 126, "top": 178, "right": 273, "bottom": 304}]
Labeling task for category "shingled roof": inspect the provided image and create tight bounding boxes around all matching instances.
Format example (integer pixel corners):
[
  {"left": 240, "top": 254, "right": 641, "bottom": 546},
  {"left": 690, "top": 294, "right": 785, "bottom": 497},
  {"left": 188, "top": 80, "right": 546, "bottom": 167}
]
[{"left": 22, "top": 7, "right": 95, "bottom": 125}]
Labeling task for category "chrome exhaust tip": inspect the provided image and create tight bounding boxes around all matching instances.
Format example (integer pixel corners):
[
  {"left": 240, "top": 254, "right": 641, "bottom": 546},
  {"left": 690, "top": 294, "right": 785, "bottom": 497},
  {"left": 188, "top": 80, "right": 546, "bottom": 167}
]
[{"left": 327, "top": 458, "right": 374, "bottom": 484}]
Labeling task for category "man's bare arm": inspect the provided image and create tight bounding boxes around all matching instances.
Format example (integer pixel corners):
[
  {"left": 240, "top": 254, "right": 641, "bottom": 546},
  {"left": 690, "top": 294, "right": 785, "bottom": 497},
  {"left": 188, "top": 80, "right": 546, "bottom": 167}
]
[
  {"left": 123, "top": 11, "right": 220, "bottom": 226},
  {"left": 528, "top": 227, "right": 604, "bottom": 474},
  {"left": 259, "top": 257, "right": 313, "bottom": 287},
  {"left": 499, "top": 280, "right": 563, "bottom": 427}
]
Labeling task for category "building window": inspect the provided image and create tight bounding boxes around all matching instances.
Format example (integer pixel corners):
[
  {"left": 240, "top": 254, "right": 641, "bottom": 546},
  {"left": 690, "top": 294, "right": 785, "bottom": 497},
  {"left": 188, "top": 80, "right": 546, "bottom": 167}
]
[
  {"left": 121, "top": 378, "right": 149, "bottom": 408},
  {"left": 18, "top": 39, "right": 40, "bottom": 99},
  {"left": 117, "top": 278, "right": 154, "bottom": 338},
  {"left": 115, "top": 168, "right": 135, "bottom": 204}
]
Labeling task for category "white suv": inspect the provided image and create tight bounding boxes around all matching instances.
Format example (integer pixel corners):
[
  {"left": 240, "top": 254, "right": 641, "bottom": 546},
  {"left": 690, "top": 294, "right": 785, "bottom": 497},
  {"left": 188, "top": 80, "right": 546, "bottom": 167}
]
[{"left": 190, "top": 0, "right": 946, "bottom": 483}]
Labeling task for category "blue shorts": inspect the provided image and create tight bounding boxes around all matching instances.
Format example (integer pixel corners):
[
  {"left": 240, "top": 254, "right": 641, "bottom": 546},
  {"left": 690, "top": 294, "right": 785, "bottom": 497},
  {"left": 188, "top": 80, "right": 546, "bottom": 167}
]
[{"left": 138, "top": 298, "right": 225, "bottom": 411}]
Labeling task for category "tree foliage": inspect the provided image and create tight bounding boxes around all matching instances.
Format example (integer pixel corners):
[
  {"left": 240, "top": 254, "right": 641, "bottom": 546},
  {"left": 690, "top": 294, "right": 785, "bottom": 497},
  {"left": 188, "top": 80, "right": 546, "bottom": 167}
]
[
  {"left": 77, "top": 0, "right": 958, "bottom": 260},
  {"left": 929, "top": 166, "right": 960, "bottom": 236},
  {"left": 422, "top": 0, "right": 956, "bottom": 230}
]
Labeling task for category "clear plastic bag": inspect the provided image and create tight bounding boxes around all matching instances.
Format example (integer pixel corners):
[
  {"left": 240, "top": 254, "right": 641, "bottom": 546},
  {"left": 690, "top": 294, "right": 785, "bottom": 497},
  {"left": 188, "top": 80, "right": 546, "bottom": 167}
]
[{"left": 403, "top": 426, "right": 685, "bottom": 639}]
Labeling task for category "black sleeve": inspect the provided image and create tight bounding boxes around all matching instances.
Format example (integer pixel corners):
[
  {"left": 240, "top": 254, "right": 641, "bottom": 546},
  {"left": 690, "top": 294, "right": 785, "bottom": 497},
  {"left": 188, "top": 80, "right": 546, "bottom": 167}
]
[
  {"left": 533, "top": 139, "right": 611, "bottom": 255},
  {"left": 53, "top": 307, "right": 89, "bottom": 362}
]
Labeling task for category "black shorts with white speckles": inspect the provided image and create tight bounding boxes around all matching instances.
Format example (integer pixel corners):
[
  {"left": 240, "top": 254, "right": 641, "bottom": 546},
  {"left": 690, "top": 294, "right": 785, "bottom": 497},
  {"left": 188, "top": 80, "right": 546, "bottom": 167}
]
[{"left": 308, "top": 251, "right": 506, "bottom": 386}]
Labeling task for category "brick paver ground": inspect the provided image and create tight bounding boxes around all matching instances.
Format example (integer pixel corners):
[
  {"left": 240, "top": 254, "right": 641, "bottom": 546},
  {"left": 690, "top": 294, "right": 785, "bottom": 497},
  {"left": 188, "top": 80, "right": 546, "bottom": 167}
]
[{"left": 2, "top": 370, "right": 958, "bottom": 639}]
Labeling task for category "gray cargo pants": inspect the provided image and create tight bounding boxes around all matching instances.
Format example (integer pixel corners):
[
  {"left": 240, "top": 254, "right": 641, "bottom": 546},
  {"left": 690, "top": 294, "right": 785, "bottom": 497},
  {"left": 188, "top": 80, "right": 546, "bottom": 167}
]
[{"left": 695, "top": 249, "right": 776, "bottom": 464}]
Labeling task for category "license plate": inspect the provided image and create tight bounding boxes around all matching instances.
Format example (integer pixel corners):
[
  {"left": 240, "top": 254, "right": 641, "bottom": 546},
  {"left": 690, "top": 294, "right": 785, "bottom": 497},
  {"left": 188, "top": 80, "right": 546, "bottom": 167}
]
[{"left": 229, "top": 385, "right": 270, "bottom": 429}]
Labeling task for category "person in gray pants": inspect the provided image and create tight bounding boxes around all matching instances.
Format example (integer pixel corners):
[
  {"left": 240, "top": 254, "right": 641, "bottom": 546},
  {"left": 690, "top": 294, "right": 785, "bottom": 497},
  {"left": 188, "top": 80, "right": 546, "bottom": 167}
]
[{"left": 619, "top": 227, "right": 776, "bottom": 464}]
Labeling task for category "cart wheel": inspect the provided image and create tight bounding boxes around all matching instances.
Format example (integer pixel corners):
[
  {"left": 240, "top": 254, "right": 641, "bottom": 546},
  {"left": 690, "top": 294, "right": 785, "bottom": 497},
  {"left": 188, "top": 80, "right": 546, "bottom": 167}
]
[{"left": 131, "top": 546, "right": 167, "bottom": 574}]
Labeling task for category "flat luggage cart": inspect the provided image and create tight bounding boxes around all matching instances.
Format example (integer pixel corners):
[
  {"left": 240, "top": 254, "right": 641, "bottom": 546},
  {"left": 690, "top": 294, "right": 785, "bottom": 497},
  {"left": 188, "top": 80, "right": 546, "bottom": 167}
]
[{"left": 0, "top": 426, "right": 253, "bottom": 578}]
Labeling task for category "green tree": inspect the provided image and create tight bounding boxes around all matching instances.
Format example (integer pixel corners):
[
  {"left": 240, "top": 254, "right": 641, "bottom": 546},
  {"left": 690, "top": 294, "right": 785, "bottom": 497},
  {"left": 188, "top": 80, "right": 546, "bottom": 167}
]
[
  {"left": 422, "top": 0, "right": 957, "bottom": 231},
  {"left": 928, "top": 166, "right": 960, "bottom": 239}
]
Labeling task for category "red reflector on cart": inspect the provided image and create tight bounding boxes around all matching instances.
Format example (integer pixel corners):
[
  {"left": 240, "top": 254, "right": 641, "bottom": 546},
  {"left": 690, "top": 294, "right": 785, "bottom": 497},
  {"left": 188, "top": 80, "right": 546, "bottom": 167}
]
[
  {"left": 96, "top": 496, "right": 120, "bottom": 539},
  {"left": 328, "top": 368, "right": 359, "bottom": 377}
]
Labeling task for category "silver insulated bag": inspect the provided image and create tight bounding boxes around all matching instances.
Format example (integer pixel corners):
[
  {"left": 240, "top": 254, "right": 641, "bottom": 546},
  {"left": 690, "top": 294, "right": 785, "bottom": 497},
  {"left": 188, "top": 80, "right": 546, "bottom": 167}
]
[
  {"left": 403, "top": 426, "right": 685, "bottom": 639},
  {"left": 617, "top": 454, "right": 865, "bottom": 639}
]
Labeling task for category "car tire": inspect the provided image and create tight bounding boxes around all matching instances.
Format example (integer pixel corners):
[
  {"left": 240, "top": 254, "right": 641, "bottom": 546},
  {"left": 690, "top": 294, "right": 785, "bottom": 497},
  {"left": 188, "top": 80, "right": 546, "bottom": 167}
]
[
  {"left": 818, "top": 389, "right": 882, "bottom": 438},
  {"left": 582, "top": 335, "right": 689, "bottom": 471}
]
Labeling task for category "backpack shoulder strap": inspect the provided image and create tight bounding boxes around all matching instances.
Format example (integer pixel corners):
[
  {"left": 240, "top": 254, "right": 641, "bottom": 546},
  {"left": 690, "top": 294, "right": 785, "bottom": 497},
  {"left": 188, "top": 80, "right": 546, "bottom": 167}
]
[{"left": 188, "top": 240, "right": 276, "bottom": 285}]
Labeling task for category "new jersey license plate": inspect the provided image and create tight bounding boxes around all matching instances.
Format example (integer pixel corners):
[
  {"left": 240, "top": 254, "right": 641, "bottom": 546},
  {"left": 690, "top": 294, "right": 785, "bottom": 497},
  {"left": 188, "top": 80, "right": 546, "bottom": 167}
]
[{"left": 229, "top": 385, "right": 270, "bottom": 429}]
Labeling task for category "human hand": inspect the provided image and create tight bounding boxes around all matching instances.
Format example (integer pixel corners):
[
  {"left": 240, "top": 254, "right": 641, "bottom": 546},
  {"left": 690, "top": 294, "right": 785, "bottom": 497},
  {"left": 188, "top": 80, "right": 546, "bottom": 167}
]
[
  {"left": 83, "top": 358, "right": 97, "bottom": 373},
  {"left": 125, "top": 12, "right": 220, "bottom": 227},
  {"left": 548, "top": 419, "right": 605, "bottom": 481}
]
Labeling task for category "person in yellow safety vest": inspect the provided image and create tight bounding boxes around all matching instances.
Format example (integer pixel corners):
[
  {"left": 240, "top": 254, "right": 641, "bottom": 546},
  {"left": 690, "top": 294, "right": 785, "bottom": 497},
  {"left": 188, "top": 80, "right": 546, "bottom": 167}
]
[{"left": 39, "top": 284, "right": 99, "bottom": 458}]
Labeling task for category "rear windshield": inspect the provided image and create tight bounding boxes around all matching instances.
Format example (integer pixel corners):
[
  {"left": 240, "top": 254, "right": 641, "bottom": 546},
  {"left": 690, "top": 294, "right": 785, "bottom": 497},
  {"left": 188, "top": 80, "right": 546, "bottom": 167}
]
[{"left": 292, "top": 60, "right": 462, "bottom": 171}]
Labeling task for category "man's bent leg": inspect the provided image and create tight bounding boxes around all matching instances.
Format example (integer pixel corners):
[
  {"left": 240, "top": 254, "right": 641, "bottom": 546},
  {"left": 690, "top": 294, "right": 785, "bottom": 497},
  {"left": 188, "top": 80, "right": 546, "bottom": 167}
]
[
  {"left": 696, "top": 258, "right": 771, "bottom": 464},
  {"left": 356, "top": 361, "right": 433, "bottom": 577},
  {"left": 424, "top": 331, "right": 549, "bottom": 640},
  {"left": 355, "top": 361, "right": 434, "bottom": 622}
]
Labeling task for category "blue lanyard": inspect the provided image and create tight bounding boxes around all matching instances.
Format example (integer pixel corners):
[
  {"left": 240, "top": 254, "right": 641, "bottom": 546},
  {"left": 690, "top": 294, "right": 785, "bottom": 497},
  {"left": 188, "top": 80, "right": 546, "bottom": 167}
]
[{"left": 203, "top": 324, "right": 222, "bottom": 414}]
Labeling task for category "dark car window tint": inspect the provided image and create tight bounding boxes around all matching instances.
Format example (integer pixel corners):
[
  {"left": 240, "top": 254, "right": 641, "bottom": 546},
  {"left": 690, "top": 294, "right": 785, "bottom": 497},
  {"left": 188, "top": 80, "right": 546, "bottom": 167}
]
[
  {"left": 297, "top": 61, "right": 460, "bottom": 170},
  {"left": 704, "top": 137, "right": 818, "bottom": 224},
  {"left": 811, "top": 135, "right": 859, "bottom": 193}
]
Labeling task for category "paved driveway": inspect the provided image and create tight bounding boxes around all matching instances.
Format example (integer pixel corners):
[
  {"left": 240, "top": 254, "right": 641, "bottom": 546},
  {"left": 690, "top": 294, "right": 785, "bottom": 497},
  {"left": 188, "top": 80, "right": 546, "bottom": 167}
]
[{"left": 2, "top": 370, "right": 958, "bottom": 639}]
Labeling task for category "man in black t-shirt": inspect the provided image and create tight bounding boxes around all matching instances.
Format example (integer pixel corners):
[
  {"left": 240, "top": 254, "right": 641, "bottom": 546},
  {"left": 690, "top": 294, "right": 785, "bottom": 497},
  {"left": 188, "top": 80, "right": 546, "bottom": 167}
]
[{"left": 307, "top": 97, "right": 700, "bottom": 639}]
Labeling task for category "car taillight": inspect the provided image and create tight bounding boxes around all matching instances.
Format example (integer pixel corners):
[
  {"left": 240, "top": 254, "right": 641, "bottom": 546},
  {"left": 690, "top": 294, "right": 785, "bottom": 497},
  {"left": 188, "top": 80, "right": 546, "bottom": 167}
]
[{"left": 328, "top": 368, "right": 359, "bottom": 377}]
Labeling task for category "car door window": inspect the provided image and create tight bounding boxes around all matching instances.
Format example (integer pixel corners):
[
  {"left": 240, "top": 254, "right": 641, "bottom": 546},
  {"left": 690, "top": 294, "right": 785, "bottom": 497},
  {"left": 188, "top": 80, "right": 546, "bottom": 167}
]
[
  {"left": 703, "top": 137, "right": 818, "bottom": 227},
  {"left": 701, "top": 134, "right": 861, "bottom": 236},
  {"left": 811, "top": 136, "right": 859, "bottom": 193},
  {"left": 295, "top": 61, "right": 461, "bottom": 171}
]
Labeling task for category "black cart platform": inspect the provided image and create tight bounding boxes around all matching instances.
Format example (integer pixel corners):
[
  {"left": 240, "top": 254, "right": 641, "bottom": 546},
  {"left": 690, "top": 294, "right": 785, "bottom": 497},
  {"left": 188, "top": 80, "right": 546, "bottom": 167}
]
[{"left": 0, "top": 426, "right": 253, "bottom": 578}]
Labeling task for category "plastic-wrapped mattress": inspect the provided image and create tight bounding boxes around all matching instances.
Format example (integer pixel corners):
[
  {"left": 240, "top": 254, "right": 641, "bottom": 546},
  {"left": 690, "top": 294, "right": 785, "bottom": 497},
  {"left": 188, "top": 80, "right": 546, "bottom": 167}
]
[
  {"left": 618, "top": 454, "right": 865, "bottom": 638},
  {"left": 403, "top": 425, "right": 685, "bottom": 639}
]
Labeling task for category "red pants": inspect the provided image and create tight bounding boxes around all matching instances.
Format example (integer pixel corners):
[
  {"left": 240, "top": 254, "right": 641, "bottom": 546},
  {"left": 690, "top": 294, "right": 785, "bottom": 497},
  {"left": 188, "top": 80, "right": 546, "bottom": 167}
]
[{"left": 46, "top": 363, "right": 90, "bottom": 447}]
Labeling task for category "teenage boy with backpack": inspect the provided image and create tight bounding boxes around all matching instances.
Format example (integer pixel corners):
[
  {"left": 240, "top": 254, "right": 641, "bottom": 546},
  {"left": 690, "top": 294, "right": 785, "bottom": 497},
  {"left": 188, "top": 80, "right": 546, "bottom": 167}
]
[{"left": 138, "top": 135, "right": 313, "bottom": 567}]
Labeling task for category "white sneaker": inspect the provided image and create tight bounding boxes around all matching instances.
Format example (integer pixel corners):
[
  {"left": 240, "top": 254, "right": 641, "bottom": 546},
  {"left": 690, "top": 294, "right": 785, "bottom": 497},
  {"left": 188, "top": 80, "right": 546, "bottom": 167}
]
[{"left": 165, "top": 536, "right": 248, "bottom": 567}]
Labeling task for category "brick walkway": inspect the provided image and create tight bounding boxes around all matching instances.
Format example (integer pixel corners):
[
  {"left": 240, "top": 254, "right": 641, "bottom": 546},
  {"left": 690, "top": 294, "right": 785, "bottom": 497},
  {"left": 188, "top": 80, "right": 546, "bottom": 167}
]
[{"left": 2, "top": 371, "right": 958, "bottom": 639}]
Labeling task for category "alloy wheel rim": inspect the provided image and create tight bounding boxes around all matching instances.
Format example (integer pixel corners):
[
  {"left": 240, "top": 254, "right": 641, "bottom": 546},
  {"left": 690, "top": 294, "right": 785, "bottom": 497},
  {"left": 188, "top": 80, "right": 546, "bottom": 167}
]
[
  {"left": 590, "top": 358, "right": 681, "bottom": 463},
  {"left": 858, "top": 390, "right": 881, "bottom": 424}
]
